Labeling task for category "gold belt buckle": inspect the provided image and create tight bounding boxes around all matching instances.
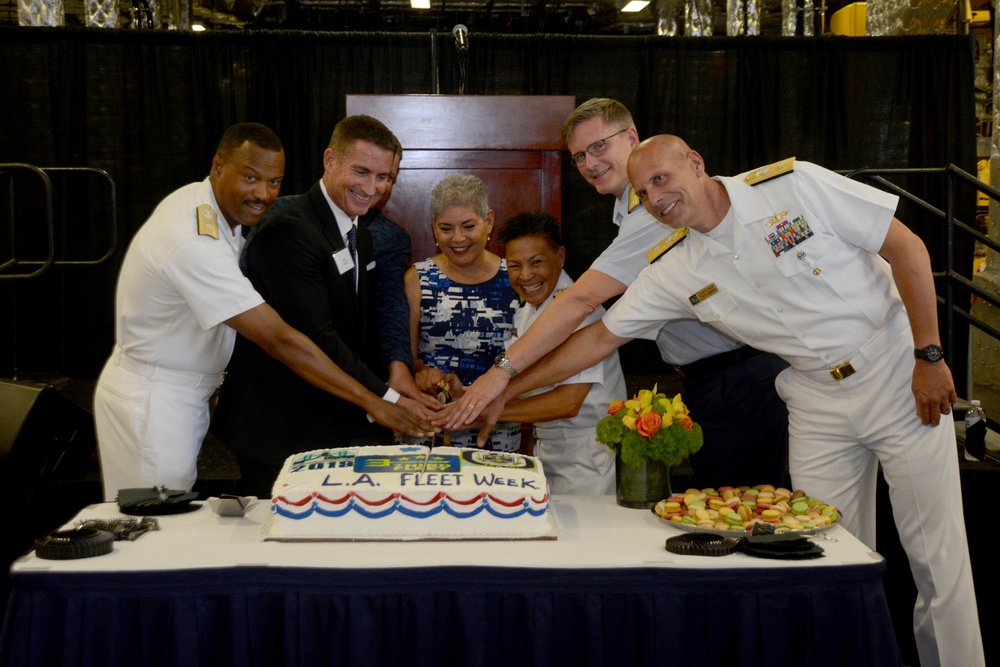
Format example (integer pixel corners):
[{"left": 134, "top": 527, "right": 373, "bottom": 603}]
[{"left": 829, "top": 361, "right": 856, "bottom": 381}]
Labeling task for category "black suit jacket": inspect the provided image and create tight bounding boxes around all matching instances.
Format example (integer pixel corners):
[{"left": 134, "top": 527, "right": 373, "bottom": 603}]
[{"left": 212, "top": 183, "right": 390, "bottom": 466}]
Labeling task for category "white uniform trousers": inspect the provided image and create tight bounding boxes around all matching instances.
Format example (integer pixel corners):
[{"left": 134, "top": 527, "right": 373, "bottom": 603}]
[
  {"left": 534, "top": 430, "right": 615, "bottom": 496},
  {"left": 93, "top": 348, "right": 223, "bottom": 501},
  {"left": 775, "top": 324, "right": 984, "bottom": 667}
]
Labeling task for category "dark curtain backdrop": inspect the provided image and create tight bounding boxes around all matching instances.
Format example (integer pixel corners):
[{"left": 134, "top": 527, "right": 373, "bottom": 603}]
[{"left": 0, "top": 27, "right": 976, "bottom": 378}]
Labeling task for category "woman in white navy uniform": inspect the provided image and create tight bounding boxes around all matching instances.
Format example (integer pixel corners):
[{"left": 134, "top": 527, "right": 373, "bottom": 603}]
[{"left": 497, "top": 212, "right": 627, "bottom": 495}]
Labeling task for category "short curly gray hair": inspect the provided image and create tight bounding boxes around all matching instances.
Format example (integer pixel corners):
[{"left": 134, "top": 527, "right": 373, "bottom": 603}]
[{"left": 430, "top": 174, "right": 490, "bottom": 221}]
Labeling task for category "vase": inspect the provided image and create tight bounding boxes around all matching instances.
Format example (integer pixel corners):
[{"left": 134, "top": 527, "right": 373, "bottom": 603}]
[{"left": 615, "top": 451, "right": 672, "bottom": 509}]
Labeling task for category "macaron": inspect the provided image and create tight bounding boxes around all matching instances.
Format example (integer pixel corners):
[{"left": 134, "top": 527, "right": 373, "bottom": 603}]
[{"left": 761, "top": 509, "right": 781, "bottom": 522}]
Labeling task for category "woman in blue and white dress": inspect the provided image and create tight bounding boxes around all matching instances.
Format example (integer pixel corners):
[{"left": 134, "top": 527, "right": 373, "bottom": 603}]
[{"left": 402, "top": 174, "right": 522, "bottom": 452}]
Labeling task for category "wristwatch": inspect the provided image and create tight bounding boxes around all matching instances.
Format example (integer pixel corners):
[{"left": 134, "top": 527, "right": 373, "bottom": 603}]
[
  {"left": 494, "top": 352, "right": 520, "bottom": 378},
  {"left": 914, "top": 344, "right": 944, "bottom": 363}
]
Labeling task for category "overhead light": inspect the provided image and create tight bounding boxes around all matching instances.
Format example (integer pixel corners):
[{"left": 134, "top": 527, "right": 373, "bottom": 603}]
[
  {"left": 621, "top": 0, "right": 649, "bottom": 10},
  {"left": 411, "top": 0, "right": 430, "bottom": 7},
  {"left": 191, "top": 22, "right": 206, "bottom": 30}
]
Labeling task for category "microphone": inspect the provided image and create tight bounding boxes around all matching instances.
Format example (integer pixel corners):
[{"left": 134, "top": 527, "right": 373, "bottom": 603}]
[{"left": 453, "top": 24, "right": 469, "bottom": 52}]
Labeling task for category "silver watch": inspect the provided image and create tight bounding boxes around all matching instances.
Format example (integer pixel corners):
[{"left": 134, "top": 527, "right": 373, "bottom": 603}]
[{"left": 494, "top": 352, "right": 519, "bottom": 378}]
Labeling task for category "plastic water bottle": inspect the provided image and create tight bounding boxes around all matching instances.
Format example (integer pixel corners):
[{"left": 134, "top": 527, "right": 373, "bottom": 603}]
[{"left": 964, "top": 399, "right": 986, "bottom": 461}]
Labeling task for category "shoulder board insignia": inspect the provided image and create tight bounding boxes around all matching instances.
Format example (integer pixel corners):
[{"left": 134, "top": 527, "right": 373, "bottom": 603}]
[
  {"left": 646, "top": 228, "right": 688, "bottom": 264},
  {"left": 744, "top": 157, "right": 796, "bottom": 186},
  {"left": 196, "top": 204, "right": 219, "bottom": 240},
  {"left": 627, "top": 187, "right": 642, "bottom": 214}
]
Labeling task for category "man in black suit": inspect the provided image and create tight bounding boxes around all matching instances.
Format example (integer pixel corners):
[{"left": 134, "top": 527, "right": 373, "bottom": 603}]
[{"left": 213, "top": 115, "right": 433, "bottom": 496}]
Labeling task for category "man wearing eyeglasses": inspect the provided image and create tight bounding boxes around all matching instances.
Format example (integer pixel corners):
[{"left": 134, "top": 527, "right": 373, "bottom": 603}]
[{"left": 449, "top": 98, "right": 790, "bottom": 489}]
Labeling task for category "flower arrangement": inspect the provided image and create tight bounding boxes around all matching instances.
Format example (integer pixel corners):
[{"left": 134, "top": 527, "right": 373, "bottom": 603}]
[{"left": 596, "top": 384, "right": 704, "bottom": 467}]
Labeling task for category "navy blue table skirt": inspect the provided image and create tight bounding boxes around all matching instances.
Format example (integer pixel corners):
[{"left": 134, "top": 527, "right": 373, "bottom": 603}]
[{"left": 1, "top": 563, "right": 899, "bottom": 667}]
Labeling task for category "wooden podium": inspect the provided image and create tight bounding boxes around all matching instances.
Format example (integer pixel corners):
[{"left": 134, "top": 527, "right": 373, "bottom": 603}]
[{"left": 346, "top": 95, "right": 576, "bottom": 263}]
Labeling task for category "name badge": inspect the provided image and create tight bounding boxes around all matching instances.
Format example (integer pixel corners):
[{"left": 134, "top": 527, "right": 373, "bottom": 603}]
[
  {"left": 689, "top": 283, "right": 718, "bottom": 306},
  {"left": 333, "top": 248, "right": 355, "bottom": 275}
]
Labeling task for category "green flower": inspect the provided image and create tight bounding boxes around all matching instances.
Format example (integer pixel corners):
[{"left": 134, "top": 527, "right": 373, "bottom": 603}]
[
  {"left": 620, "top": 433, "right": 649, "bottom": 466},
  {"left": 596, "top": 415, "right": 625, "bottom": 445},
  {"left": 688, "top": 423, "right": 704, "bottom": 455}
]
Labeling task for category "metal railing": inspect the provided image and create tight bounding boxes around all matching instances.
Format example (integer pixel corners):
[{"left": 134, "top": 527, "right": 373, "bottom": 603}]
[
  {"left": 0, "top": 164, "right": 118, "bottom": 280},
  {"left": 846, "top": 163, "right": 999, "bottom": 432},
  {"left": 1, "top": 163, "right": 118, "bottom": 378}
]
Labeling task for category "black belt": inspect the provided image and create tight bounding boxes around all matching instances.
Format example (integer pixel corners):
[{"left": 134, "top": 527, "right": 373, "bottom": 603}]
[{"left": 675, "top": 346, "right": 765, "bottom": 378}]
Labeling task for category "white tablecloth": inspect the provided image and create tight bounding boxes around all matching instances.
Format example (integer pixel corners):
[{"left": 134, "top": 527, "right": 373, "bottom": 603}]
[{"left": 13, "top": 495, "right": 879, "bottom": 573}]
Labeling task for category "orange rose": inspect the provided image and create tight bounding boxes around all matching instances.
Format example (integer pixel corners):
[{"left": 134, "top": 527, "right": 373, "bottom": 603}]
[
  {"left": 636, "top": 411, "right": 662, "bottom": 439},
  {"left": 607, "top": 400, "right": 626, "bottom": 415},
  {"left": 676, "top": 414, "right": 694, "bottom": 431}
]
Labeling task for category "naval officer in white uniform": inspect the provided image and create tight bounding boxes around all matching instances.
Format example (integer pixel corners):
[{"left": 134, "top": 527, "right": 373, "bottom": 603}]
[
  {"left": 94, "top": 123, "right": 432, "bottom": 500},
  {"left": 494, "top": 135, "right": 983, "bottom": 667}
]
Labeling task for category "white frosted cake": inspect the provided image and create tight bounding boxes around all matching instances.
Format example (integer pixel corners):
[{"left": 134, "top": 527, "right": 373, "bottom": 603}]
[{"left": 260, "top": 445, "right": 554, "bottom": 541}]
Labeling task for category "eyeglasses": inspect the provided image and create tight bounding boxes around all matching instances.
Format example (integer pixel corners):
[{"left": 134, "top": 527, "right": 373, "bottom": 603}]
[{"left": 570, "top": 128, "right": 628, "bottom": 166}]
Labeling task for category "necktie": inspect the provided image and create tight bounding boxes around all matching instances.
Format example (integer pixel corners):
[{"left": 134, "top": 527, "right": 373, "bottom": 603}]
[{"left": 347, "top": 224, "right": 358, "bottom": 291}]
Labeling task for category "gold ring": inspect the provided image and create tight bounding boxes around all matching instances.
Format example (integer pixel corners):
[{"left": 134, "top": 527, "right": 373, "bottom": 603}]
[{"left": 468, "top": 403, "right": 476, "bottom": 409}]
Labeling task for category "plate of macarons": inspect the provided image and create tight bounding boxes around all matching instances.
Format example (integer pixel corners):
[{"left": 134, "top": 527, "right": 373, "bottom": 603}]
[{"left": 650, "top": 484, "right": 842, "bottom": 537}]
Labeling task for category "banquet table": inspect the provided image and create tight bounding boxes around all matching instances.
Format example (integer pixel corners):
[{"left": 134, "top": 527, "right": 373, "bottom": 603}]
[{"left": 0, "top": 496, "right": 899, "bottom": 667}]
